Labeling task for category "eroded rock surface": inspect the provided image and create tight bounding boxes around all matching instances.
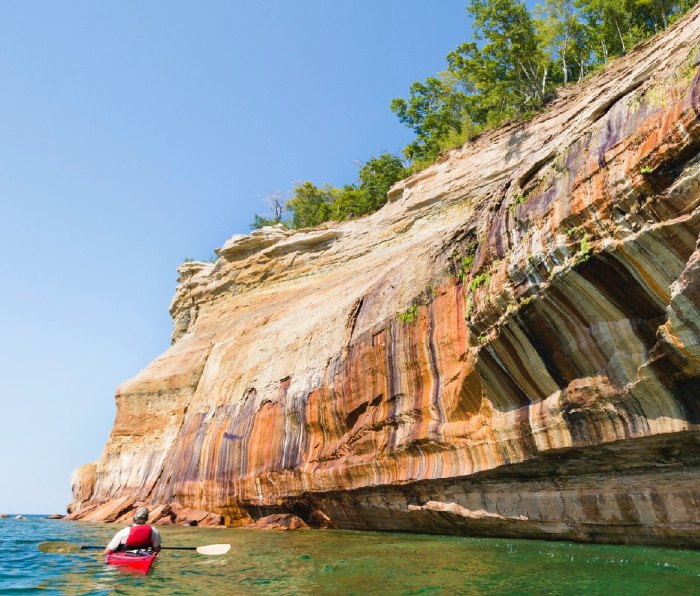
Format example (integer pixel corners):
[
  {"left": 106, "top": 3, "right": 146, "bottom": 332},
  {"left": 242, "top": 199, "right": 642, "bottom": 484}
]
[
  {"left": 248, "top": 514, "right": 309, "bottom": 531},
  {"left": 69, "top": 7, "right": 700, "bottom": 546}
]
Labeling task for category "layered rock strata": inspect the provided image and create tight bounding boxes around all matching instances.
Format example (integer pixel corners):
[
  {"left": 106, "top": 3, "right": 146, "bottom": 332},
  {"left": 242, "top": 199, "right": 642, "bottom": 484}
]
[{"left": 69, "top": 7, "right": 700, "bottom": 546}]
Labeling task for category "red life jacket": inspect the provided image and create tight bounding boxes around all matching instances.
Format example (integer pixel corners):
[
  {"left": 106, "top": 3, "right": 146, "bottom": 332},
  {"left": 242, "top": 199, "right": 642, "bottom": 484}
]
[{"left": 125, "top": 524, "right": 153, "bottom": 548}]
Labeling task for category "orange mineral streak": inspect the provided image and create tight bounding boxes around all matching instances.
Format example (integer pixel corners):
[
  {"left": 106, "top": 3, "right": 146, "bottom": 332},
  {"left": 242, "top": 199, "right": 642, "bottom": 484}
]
[{"left": 70, "top": 7, "right": 700, "bottom": 547}]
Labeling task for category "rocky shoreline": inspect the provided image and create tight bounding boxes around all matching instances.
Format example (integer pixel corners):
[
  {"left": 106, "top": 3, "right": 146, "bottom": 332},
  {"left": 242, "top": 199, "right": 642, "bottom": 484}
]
[{"left": 63, "top": 499, "right": 312, "bottom": 531}]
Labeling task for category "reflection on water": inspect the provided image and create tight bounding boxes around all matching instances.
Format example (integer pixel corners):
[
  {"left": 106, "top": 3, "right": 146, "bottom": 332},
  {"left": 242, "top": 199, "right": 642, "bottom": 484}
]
[{"left": 2, "top": 517, "right": 699, "bottom": 594}]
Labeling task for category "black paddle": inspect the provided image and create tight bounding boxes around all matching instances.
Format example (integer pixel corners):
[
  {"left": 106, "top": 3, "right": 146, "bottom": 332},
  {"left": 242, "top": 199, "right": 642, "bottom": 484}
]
[{"left": 38, "top": 541, "right": 231, "bottom": 555}]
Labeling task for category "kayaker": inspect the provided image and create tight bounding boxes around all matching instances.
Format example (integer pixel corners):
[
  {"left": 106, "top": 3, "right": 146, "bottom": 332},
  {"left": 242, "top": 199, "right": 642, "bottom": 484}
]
[{"left": 103, "top": 507, "right": 162, "bottom": 555}]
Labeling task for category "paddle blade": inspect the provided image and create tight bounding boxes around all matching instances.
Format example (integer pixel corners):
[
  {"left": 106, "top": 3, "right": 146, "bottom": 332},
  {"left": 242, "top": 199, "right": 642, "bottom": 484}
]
[
  {"left": 38, "top": 541, "right": 82, "bottom": 553},
  {"left": 195, "top": 543, "right": 231, "bottom": 555}
]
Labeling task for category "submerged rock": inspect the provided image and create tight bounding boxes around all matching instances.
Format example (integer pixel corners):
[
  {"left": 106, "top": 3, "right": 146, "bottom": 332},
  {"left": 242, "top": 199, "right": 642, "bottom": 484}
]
[
  {"left": 248, "top": 514, "right": 309, "bottom": 531},
  {"left": 68, "top": 6, "right": 700, "bottom": 547}
]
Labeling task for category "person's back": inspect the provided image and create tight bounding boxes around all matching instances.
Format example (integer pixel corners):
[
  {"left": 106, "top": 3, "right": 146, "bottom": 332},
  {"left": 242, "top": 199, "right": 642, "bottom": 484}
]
[{"left": 103, "top": 507, "right": 162, "bottom": 554}]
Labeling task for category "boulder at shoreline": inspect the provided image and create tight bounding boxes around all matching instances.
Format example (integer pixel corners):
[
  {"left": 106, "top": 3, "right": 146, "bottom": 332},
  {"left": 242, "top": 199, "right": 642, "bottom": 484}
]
[{"left": 248, "top": 514, "right": 308, "bottom": 531}]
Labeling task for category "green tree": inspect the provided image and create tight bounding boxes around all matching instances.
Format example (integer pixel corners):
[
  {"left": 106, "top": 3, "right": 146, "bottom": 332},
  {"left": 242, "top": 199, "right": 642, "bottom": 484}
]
[
  {"left": 575, "top": 0, "right": 695, "bottom": 65},
  {"left": 390, "top": 75, "right": 471, "bottom": 162},
  {"left": 631, "top": 0, "right": 698, "bottom": 33},
  {"left": 389, "top": 0, "right": 698, "bottom": 169},
  {"left": 357, "top": 153, "right": 407, "bottom": 211},
  {"left": 334, "top": 153, "right": 407, "bottom": 219},
  {"left": 574, "top": 0, "right": 609, "bottom": 64},
  {"left": 333, "top": 185, "right": 369, "bottom": 220},
  {"left": 537, "top": 0, "right": 588, "bottom": 83},
  {"left": 668, "top": 0, "right": 700, "bottom": 24},
  {"left": 448, "top": 0, "right": 553, "bottom": 125},
  {"left": 285, "top": 182, "right": 338, "bottom": 229},
  {"left": 576, "top": 0, "right": 633, "bottom": 57}
]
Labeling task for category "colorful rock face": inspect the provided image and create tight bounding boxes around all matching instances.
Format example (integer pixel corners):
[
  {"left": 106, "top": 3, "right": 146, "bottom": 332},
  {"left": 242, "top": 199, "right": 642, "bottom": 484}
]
[{"left": 69, "top": 6, "right": 700, "bottom": 546}]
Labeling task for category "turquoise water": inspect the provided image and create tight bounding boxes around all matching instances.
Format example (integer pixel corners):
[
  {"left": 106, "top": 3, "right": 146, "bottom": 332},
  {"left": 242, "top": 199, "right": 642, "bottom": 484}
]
[{"left": 1, "top": 516, "right": 698, "bottom": 594}]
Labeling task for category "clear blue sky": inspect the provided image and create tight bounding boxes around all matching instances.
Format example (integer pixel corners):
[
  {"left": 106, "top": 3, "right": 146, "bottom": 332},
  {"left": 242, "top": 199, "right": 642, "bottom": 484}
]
[{"left": 0, "top": 0, "right": 475, "bottom": 514}]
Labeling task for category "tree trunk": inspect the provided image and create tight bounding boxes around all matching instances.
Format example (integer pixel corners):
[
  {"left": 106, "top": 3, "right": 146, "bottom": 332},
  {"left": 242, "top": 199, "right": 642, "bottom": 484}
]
[
  {"left": 542, "top": 67, "right": 548, "bottom": 96},
  {"left": 615, "top": 19, "right": 627, "bottom": 53},
  {"left": 658, "top": 0, "right": 669, "bottom": 29}
]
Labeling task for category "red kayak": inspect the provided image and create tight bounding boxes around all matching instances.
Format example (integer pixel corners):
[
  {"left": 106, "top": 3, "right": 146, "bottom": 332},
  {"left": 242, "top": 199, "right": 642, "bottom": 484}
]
[{"left": 106, "top": 550, "right": 158, "bottom": 573}]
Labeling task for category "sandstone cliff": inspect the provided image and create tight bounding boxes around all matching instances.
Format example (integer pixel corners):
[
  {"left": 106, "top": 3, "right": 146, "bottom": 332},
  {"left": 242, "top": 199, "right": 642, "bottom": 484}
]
[{"left": 69, "top": 6, "right": 700, "bottom": 546}]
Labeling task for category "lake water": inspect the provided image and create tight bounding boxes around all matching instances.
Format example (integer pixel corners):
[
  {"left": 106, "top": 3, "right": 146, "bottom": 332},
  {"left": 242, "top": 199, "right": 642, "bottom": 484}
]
[{"left": 1, "top": 516, "right": 698, "bottom": 594}]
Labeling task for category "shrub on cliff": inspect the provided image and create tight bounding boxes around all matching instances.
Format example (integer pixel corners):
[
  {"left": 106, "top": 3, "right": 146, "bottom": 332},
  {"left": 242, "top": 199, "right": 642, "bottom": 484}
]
[
  {"left": 335, "top": 153, "right": 407, "bottom": 218},
  {"left": 286, "top": 182, "right": 339, "bottom": 229}
]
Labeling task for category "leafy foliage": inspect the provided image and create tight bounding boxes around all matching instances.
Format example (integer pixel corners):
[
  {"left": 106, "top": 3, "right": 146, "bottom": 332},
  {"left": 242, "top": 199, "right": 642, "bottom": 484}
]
[
  {"left": 469, "top": 271, "right": 492, "bottom": 292},
  {"left": 286, "top": 182, "right": 338, "bottom": 229},
  {"left": 457, "top": 252, "right": 476, "bottom": 284},
  {"left": 334, "top": 153, "right": 408, "bottom": 219},
  {"left": 509, "top": 192, "right": 529, "bottom": 216},
  {"left": 250, "top": 214, "right": 282, "bottom": 229},
  {"left": 390, "top": 75, "right": 474, "bottom": 163},
  {"left": 579, "top": 233, "right": 592, "bottom": 259},
  {"left": 250, "top": 153, "right": 407, "bottom": 231},
  {"left": 449, "top": 0, "right": 552, "bottom": 124},
  {"left": 398, "top": 304, "right": 419, "bottom": 324},
  {"left": 392, "top": 0, "right": 699, "bottom": 164}
]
